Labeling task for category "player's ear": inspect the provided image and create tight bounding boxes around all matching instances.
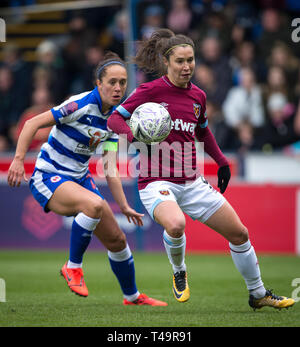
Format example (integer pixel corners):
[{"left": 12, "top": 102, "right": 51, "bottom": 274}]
[
  {"left": 96, "top": 79, "right": 102, "bottom": 87},
  {"left": 162, "top": 56, "right": 169, "bottom": 67}
]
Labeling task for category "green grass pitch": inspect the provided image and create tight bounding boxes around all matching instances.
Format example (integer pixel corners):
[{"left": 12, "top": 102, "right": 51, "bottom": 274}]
[{"left": 0, "top": 250, "right": 299, "bottom": 327}]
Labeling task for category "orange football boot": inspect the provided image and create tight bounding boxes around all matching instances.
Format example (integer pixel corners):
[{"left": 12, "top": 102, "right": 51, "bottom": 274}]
[
  {"left": 60, "top": 262, "right": 88, "bottom": 297},
  {"left": 123, "top": 293, "right": 168, "bottom": 306}
]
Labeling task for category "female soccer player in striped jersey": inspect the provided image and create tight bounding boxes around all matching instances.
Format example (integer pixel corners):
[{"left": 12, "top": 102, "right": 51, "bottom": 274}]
[
  {"left": 7, "top": 52, "right": 167, "bottom": 306},
  {"left": 107, "top": 29, "right": 294, "bottom": 310}
]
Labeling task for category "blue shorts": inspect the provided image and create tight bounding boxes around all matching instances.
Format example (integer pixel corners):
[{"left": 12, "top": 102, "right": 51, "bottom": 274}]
[{"left": 29, "top": 169, "right": 104, "bottom": 212}]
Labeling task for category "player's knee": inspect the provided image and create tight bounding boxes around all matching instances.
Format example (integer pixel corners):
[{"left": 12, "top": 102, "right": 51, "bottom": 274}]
[
  {"left": 82, "top": 198, "right": 103, "bottom": 219},
  {"left": 107, "top": 232, "right": 127, "bottom": 252},
  {"left": 230, "top": 225, "right": 249, "bottom": 245},
  {"left": 166, "top": 218, "right": 186, "bottom": 238}
]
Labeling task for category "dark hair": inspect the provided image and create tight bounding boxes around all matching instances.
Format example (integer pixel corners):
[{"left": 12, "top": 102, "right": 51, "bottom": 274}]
[
  {"left": 94, "top": 51, "right": 126, "bottom": 83},
  {"left": 133, "top": 28, "right": 195, "bottom": 76}
]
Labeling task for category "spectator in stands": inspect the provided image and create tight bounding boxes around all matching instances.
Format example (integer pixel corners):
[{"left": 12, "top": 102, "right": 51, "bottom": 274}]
[
  {"left": 81, "top": 45, "right": 104, "bottom": 91},
  {"left": 222, "top": 67, "right": 265, "bottom": 143},
  {"left": 140, "top": 4, "right": 164, "bottom": 40},
  {"left": 13, "top": 87, "right": 54, "bottom": 152},
  {"left": 193, "top": 10, "right": 232, "bottom": 54},
  {"left": 289, "top": 99, "right": 300, "bottom": 154},
  {"left": 193, "top": 63, "right": 225, "bottom": 108},
  {"left": 197, "top": 36, "right": 232, "bottom": 105},
  {"left": 189, "top": 0, "right": 227, "bottom": 21},
  {"left": 0, "top": 135, "right": 8, "bottom": 152},
  {"left": 262, "top": 66, "right": 292, "bottom": 107},
  {"left": 233, "top": 0, "right": 258, "bottom": 31},
  {"left": 0, "top": 66, "right": 24, "bottom": 149},
  {"left": 229, "top": 23, "right": 247, "bottom": 53},
  {"left": 258, "top": 92, "right": 300, "bottom": 150},
  {"left": 106, "top": 10, "right": 128, "bottom": 60},
  {"left": 166, "top": 0, "right": 192, "bottom": 35},
  {"left": 31, "top": 65, "right": 52, "bottom": 91},
  {"left": 205, "top": 99, "right": 233, "bottom": 151},
  {"left": 293, "top": 67, "right": 300, "bottom": 102},
  {"left": 267, "top": 41, "right": 299, "bottom": 96},
  {"left": 62, "top": 14, "right": 98, "bottom": 95},
  {"left": 36, "top": 40, "right": 68, "bottom": 103},
  {"left": 294, "top": 100, "right": 300, "bottom": 136},
  {"left": 256, "top": 8, "right": 291, "bottom": 64},
  {"left": 230, "top": 40, "right": 266, "bottom": 85},
  {"left": 2, "top": 43, "right": 32, "bottom": 111}
]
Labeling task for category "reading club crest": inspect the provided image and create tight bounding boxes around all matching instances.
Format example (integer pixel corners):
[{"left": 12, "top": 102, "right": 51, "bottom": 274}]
[
  {"left": 88, "top": 129, "right": 102, "bottom": 150},
  {"left": 193, "top": 103, "right": 201, "bottom": 119}
]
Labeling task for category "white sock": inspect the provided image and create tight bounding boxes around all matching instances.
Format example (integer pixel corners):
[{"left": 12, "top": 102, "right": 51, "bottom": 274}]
[
  {"left": 107, "top": 243, "right": 132, "bottom": 262},
  {"left": 163, "top": 230, "right": 186, "bottom": 273},
  {"left": 67, "top": 260, "right": 82, "bottom": 268},
  {"left": 108, "top": 244, "right": 140, "bottom": 302},
  {"left": 124, "top": 292, "right": 140, "bottom": 302},
  {"left": 229, "top": 240, "right": 265, "bottom": 298}
]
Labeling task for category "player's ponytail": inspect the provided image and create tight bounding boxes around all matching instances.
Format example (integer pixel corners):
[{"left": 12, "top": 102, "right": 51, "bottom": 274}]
[{"left": 134, "top": 28, "right": 194, "bottom": 76}]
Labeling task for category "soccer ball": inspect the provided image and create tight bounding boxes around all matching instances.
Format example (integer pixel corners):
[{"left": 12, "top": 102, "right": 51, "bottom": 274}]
[{"left": 129, "top": 102, "right": 172, "bottom": 144}]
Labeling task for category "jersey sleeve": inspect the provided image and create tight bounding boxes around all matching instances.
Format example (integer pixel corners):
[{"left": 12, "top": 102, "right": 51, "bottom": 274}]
[
  {"left": 116, "top": 83, "right": 153, "bottom": 119},
  {"left": 197, "top": 90, "right": 208, "bottom": 129},
  {"left": 51, "top": 99, "right": 82, "bottom": 124}
]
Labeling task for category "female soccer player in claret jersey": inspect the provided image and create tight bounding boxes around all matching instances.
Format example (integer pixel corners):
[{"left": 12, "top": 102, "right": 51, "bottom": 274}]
[
  {"left": 107, "top": 29, "right": 294, "bottom": 310},
  {"left": 7, "top": 52, "right": 167, "bottom": 306}
]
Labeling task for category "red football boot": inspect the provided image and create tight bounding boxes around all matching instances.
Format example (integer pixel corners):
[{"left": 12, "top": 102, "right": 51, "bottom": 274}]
[
  {"left": 123, "top": 293, "right": 168, "bottom": 306},
  {"left": 60, "top": 262, "right": 88, "bottom": 297}
]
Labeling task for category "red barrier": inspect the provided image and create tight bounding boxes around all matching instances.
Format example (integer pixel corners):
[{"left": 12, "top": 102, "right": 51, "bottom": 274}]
[
  {"left": 0, "top": 156, "right": 238, "bottom": 178},
  {"left": 3, "top": 156, "right": 297, "bottom": 253},
  {"left": 186, "top": 184, "right": 300, "bottom": 254}
]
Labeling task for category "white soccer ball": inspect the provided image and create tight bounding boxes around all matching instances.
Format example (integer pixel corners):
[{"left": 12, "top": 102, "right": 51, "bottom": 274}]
[{"left": 129, "top": 102, "right": 172, "bottom": 144}]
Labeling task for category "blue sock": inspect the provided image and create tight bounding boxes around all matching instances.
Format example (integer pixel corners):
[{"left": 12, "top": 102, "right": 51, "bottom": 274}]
[
  {"left": 69, "top": 213, "right": 100, "bottom": 265},
  {"left": 108, "top": 245, "right": 139, "bottom": 298}
]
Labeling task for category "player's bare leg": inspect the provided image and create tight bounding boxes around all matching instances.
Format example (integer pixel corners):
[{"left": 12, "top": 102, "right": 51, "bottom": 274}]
[
  {"left": 48, "top": 184, "right": 167, "bottom": 305},
  {"left": 154, "top": 201, "right": 190, "bottom": 302},
  {"left": 204, "top": 201, "right": 295, "bottom": 310},
  {"left": 47, "top": 181, "right": 103, "bottom": 297},
  {"left": 92, "top": 200, "right": 167, "bottom": 306}
]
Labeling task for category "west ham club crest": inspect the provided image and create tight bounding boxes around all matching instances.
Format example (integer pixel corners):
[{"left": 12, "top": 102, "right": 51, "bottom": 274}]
[{"left": 193, "top": 103, "right": 201, "bottom": 119}]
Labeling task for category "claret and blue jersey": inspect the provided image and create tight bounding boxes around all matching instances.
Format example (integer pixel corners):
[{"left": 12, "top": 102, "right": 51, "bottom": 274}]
[
  {"left": 117, "top": 76, "right": 208, "bottom": 137},
  {"left": 115, "top": 75, "right": 208, "bottom": 189},
  {"left": 35, "top": 86, "right": 118, "bottom": 180}
]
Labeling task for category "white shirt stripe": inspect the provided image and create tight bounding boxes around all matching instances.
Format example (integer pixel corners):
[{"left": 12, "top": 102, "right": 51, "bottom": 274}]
[{"left": 35, "top": 88, "right": 118, "bottom": 178}]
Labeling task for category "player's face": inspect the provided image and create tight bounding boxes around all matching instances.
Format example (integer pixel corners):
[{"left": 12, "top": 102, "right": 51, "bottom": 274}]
[
  {"left": 165, "top": 46, "right": 195, "bottom": 88},
  {"left": 97, "top": 65, "right": 127, "bottom": 112}
]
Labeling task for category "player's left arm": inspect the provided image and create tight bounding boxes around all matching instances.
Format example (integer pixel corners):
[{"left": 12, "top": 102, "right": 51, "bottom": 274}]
[
  {"left": 195, "top": 97, "right": 231, "bottom": 193},
  {"left": 102, "top": 145, "right": 144, "bottom": 225}
]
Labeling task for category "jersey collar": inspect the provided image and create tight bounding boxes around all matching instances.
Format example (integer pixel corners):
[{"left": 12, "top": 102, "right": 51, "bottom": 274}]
[{"left": 162, "top": 75, "right": 192, "bottom": 90}]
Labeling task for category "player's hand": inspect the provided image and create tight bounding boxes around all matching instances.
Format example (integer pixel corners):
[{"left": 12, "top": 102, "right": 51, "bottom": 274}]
[
  {"left": 120, "top": 205, "right": 144, "bottom": 227},
  {"left": 7, "top": 158, "right": 28, "bottom": 187},
  {"left": 217, "top": 165, "right": 231, "bottom": 194}
]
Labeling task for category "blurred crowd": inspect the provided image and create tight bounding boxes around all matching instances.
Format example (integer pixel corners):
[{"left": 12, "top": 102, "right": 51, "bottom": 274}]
[{"left": 1, "top": 0, "right": 300, "bottom": 156}]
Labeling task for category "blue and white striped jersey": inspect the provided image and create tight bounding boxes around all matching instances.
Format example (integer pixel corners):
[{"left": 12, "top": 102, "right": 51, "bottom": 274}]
[{"left": 35, "top": 87, "right": 118, "bottom": 179}]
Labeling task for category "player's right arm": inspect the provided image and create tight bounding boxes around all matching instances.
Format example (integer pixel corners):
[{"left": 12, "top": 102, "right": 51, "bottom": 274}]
[{"left": 7, "top": 110, "right": 56, "bottom": 187}]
